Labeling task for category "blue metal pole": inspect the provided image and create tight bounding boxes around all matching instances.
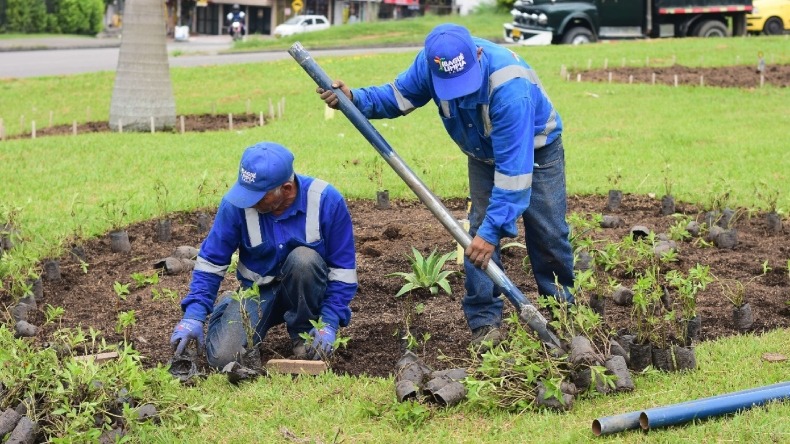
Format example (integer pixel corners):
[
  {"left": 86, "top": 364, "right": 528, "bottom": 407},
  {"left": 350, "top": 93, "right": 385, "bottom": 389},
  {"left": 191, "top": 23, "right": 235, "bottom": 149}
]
[
  {"left": 639, "top": 381, "right": 790, "bottom": 431},
  {"left": 593, "top": 381, "right": 790, "bottom": 435},
  {"left": 287, "top": 42, "right": 562, "bottom": 349}
]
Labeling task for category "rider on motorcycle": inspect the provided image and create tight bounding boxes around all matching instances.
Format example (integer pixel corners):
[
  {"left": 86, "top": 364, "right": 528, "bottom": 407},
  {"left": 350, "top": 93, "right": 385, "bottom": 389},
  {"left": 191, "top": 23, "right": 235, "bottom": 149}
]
[{"left": 226, "top": 4, "right": 246, "bottom": 38}]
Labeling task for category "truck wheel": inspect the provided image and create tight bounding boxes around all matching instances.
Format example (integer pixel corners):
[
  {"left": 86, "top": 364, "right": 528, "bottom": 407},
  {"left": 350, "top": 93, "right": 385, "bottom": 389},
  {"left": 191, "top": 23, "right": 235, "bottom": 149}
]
[
  {"left": 694, "top": 20, "right": 728, "bottom": 37},
  {"left": 562, "top": 27, "right": 595, "bottom": 45},
  {"left": 762, "top": 17, "right": 785, "bottom": 35}
]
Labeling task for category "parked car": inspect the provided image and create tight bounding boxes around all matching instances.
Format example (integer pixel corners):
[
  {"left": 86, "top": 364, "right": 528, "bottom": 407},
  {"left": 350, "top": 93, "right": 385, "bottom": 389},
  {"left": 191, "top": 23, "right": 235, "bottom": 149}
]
[
  {"left": 747, "top": 0, "right": 790, "bottom": 35},
  {"left": 273, "top": 15, "right": 330, "bottom": 38}
]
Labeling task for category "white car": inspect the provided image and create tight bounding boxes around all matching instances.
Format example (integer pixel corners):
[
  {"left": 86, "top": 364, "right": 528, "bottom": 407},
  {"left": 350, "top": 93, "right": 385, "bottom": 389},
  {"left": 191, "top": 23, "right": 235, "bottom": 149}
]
[{"left": 273, "top": 15, "right": 330, "bottom": 38}]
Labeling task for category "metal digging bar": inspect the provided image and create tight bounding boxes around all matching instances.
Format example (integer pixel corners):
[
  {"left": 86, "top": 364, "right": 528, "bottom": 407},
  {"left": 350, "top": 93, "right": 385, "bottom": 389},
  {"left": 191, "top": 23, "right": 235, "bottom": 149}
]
[{"left": 288, "top": 42, "right": 562, "bottom": 349}]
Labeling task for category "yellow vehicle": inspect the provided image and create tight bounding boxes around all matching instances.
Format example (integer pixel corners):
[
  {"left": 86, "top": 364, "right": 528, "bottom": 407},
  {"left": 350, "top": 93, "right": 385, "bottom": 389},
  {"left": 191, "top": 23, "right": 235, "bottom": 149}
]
[{"left": 747, "top": 0, "right": 790, "bottom": 34}]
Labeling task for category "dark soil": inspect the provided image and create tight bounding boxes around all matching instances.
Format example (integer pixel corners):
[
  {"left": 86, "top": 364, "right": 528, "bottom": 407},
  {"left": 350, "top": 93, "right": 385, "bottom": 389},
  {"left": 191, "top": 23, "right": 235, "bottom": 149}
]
[
  {"left": 6, "top": 193, "right": 789, "bottom": 379},
  {"left": 571, "top": 64, "right": 790, "bottom": 88}
]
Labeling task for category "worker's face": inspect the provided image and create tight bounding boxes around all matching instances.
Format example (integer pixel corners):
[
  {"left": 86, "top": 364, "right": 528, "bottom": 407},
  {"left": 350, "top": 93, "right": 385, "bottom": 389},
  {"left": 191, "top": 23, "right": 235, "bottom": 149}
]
[{"left": 252, "top": 186, "right": 285, "bottom": 214}]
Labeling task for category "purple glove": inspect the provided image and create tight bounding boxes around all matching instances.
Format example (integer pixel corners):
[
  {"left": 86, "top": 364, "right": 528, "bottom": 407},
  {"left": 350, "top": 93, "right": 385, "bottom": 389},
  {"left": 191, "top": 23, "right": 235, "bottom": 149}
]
[
  {"left": 170, "top": 318, "right": 205, "bottom": 355},
  {"left": 306, "top": 325, "right": 336, "bottom": 360}
]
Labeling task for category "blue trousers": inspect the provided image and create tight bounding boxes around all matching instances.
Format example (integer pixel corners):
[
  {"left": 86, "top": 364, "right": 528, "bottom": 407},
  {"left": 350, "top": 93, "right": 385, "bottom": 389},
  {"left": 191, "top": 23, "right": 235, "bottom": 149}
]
[
  {"left": 205, "top": 247, "right": 328, "bottom": 369},
  {"left": 464, "top": 136, "right": 575, "bottom": 331}
]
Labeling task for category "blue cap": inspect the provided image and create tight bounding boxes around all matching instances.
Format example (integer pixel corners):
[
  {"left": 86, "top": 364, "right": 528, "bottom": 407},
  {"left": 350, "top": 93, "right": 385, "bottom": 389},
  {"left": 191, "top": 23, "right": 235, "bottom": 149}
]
[
  {"left": 225, "top": 142, "right": 295, "bottom": 208},
  {"left": 424, "top": 24, "right": 482, "bottom": 100}
]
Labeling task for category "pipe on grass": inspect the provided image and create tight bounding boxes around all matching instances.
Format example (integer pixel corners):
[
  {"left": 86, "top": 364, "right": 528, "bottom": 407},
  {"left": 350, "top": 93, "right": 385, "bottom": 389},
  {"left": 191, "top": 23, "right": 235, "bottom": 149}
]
[
  {"left": 287, "top": 42, "right": 562, "bottom": 349},
  {"left": 592, "top": 381, "right": 790, "bottom": 436}
]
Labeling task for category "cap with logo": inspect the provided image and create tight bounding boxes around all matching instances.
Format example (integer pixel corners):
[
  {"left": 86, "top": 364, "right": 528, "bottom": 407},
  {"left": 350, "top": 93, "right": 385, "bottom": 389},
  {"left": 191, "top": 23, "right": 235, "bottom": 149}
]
[
  {"left": 225, "top": 142, "right": 295, "bottom": 208},
  {"left": 424, "top": 23, "right": 483, "bottom": 100}
]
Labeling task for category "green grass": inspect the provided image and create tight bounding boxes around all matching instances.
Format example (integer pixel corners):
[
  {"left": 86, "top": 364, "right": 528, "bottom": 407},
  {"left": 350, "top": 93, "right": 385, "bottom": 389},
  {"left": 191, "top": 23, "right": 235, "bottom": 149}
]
[
  {"left": 233, "top": 11, "right": 512, "bottom": 52},
  {"left": 1, "top": 19, "right": 790, "bottom": 442}
]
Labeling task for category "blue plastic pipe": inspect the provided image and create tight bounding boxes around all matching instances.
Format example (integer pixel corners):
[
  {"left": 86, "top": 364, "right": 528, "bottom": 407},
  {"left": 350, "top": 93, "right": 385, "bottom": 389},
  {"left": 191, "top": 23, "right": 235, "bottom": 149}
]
[
  {"left": 639, "top": 380, "right": 790, "bottom": 430},
  {"left": 287, "top": 42, "right": 562, "bottom": 349},
  {"left": 592, "top": 381, "right": 790, "bottom": 436}
]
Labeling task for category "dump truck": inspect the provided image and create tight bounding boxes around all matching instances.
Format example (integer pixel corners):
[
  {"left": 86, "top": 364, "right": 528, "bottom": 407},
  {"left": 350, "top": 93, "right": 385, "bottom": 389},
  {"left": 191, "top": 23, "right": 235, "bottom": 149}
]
[{"left": 503, "top": 0, "right": 753, "bottom": 45}]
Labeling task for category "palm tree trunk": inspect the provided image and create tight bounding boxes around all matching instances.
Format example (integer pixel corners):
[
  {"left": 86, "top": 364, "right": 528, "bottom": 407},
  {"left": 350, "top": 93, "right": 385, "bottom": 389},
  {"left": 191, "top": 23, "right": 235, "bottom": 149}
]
[{"left": 109, "top": 0, "right": 176, "bottom": 132}]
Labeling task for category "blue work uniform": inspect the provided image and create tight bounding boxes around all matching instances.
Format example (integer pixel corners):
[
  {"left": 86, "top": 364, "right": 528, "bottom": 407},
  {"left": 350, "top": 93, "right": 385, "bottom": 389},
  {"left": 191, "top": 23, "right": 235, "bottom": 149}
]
[
  {"left": 180, "top": 175, "right": 357, "bottom": 364},
  {"left": 350, "top": 37, "right": 574, "bottom": 329}
]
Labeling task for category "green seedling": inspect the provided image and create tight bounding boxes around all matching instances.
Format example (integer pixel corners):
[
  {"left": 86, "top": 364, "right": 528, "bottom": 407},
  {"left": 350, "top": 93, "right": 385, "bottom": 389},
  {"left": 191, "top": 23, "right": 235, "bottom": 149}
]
[
  {"left": 131, "top": 271, "right": 160, "bottom": 288},
  {"left": 115, "top": 310, "right": 137, "bottom": 343},
  {"left": 78, "top": 259, "right": 89, "bottom": 274},
  {"left": 299, "top": 317, "right": 350, "bottom": 361},
  {"left": 387, "top": 247, "right": 458, "bottom": 297},
  {"left": 760, "top": 260, "right": 771, "bottom": 275},
  {"left": 44, "top": 304, "right": 66, "bottom": 327},
  {"left": 391, "top": 400, "right": 430, "bottom": 430},
  {"left": 113, "top": 281, "right": 131, "bottom": 301}
]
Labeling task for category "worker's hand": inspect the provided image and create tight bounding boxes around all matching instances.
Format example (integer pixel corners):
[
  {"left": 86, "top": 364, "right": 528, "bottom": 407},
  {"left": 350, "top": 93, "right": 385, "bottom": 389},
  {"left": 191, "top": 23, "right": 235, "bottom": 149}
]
[
  {"left": 316, "top": 80, "right": 352, "bottom": 110},
  {"left": 306, "top": 325, "right": 336, "bottom": 360},
  {"left": 170, "top": 318, "right": 205, "bottom": 356},
  {"left": 466, "top": 235, "right": 496, "bottom": 270}
]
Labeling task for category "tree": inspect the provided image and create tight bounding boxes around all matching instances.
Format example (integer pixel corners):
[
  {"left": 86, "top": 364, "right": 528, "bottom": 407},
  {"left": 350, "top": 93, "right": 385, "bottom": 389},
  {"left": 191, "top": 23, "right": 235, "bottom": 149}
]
[{"left": 109, "top": 0, "right": 175, "bottom": 132}]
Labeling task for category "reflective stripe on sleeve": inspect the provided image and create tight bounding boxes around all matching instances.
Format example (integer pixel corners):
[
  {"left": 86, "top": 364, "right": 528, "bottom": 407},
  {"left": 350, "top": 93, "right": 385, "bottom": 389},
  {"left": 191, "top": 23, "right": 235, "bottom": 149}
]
[
  {"left": 329, "top": 267, "right": 358, "bottom": 284},
  {"left": 237, "top": 261, "right": 275, "bottom": 286},
  {"left": 194, "top": 256, "right": 228, "bottom": 276},
  {"left": 494, "top": 171, "right": 532, "bottom": 191},
  {"left": 392, "top": 83, "right": 416, "bottom": 114}
]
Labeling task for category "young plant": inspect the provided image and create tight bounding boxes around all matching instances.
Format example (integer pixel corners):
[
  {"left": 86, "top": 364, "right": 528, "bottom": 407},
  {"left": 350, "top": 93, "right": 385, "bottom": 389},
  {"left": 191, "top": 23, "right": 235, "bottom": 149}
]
[
  {"left": 668, "top": 215, "right": 692, "bottom": 242},
  {"left": 44, "top": 304, "right": 66, "bottom": 327},
  {"left": 661, "top": 162, "right": 673, "bottom": 197},
  {"left": 754, "top": 180, "right": 780, "bottom": 214},
  {"left": 366, "top": 155, "right": 386, "bottom": 192},
  {"left": 719, "top": 278, "right": 747, "bottom": 308},
  {"left": 230, "top": 284, "right": 262, "bottom": 351},
  {"left": 153, "top": 179, "right": 171, "bottom": 218},
  {"left": 130, "top": 270, "right": 160, "bottom": 288},
  {"left": 113, "top": 281, "right": 131, "bottom": 301},
  {"left": 387, "top": 247, "right": 458, "bottom": 297},
  {"left": 115, "top": 310, "right": 137, "bottom": 343},
  {"left": 100, "top": 197, "right": 131, "bottom": 232}
]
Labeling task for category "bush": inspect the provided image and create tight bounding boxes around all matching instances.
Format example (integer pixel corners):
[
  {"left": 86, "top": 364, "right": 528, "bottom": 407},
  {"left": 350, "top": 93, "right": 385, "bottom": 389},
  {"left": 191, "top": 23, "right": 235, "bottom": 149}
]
[
  {"left": 57, "top": 0, "right": 103, "bottom": 35},
  {"left": 5, "top": 0, "right": 48, "bottom": 33}
]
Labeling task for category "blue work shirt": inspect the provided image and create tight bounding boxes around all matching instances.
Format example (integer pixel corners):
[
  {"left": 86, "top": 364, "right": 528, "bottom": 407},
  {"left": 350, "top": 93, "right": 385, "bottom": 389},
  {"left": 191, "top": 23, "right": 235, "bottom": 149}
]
[
  {"left": 181, "top": 175, "right": 357, "bottom": 330},
  {"left": 350, "top": 37, "right": 562, "bottom": 246}
]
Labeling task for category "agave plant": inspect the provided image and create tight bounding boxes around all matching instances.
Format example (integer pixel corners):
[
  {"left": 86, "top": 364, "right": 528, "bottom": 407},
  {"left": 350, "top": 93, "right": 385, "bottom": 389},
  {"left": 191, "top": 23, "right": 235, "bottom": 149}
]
[{"left": 387, "top": 247, "right": 458, "bottom": 297}]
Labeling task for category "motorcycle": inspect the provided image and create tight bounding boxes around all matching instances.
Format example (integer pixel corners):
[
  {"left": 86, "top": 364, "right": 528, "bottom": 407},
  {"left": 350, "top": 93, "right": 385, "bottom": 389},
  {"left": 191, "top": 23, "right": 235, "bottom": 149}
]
[{"left": 230, "top": 20, "right": 244, "bottom": 41}]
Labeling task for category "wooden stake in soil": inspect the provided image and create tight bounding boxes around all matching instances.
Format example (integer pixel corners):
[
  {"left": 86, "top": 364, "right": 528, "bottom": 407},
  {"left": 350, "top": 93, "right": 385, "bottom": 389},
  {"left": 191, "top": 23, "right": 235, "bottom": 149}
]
[
  {"left": 760, "top": 74, "right": 765, "bottom": 88},
  {"left": 228, "top": 113, "right": 234, "bottom": 131},
  {"left": 180, "top": 115, "right": 185, "bottom": 134},
  {"left": 31, "top": 121, "right": 36, "bottom": 139},
  {"left": 72, "top": 120, "right": 77, "bottom": 136},
  {"left": 608, "top": 72, "right": 612, "bottom": 83},
  {"left": 576, "top": 73, "right": 581, "bottom": 82},
  {"left": 277, "top": 101, "right": 283, "bottom": 119},
  {"left": 259, "top": 111, "right": 264, "bottom": 126},
  {"left": 673, "top": 74, "right": 678, "bottom": 87},
  {"left": 651, "top": 73, "right": 656, "bottom": 85},
  {"left": 700, "top": 75, "right": 704, "bottom": 87},
  {"left": 150, "top": 116, "right": 155, "bottom": 133},
  {"left": 629, "top": 74, "right": 633, "bottom": 84}
]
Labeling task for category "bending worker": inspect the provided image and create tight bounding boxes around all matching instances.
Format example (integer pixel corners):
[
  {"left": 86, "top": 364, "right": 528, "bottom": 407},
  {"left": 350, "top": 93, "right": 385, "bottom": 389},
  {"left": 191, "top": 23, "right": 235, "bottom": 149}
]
[
  {"left": 316, "top": 23, "right": 574, "bottom": 352},
  {"left": 170, "top": 142, "right": 358, "bottom": 366}
]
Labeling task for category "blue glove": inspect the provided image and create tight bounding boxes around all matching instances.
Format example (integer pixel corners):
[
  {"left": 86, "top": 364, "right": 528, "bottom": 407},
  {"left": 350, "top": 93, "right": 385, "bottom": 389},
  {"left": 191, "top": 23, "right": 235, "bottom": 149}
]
[
  {"left": 170, "top": 318, "right": 205, "bottom": 355},
  {"left": 306, "top": 325, "right": 336, "bottom": 361}
]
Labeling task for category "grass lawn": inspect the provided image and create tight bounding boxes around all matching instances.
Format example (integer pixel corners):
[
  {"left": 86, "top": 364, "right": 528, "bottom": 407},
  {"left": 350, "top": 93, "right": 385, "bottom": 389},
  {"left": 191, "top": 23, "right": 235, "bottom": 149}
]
[{"left": 1, "top": 17, "right": 789, "bottom": 443}]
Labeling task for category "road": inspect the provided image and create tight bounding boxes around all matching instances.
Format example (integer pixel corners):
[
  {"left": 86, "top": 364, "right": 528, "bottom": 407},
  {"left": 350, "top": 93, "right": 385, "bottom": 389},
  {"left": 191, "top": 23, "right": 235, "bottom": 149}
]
[{"left": 0, "top": 36, "right": 421, "bottom": 78}]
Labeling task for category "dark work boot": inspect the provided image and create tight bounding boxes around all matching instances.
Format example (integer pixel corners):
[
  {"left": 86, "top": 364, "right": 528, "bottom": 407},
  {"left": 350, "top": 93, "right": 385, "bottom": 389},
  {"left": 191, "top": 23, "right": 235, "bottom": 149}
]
[{"left": 470, "top": 325, "right": 502, "bottom": 354}]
